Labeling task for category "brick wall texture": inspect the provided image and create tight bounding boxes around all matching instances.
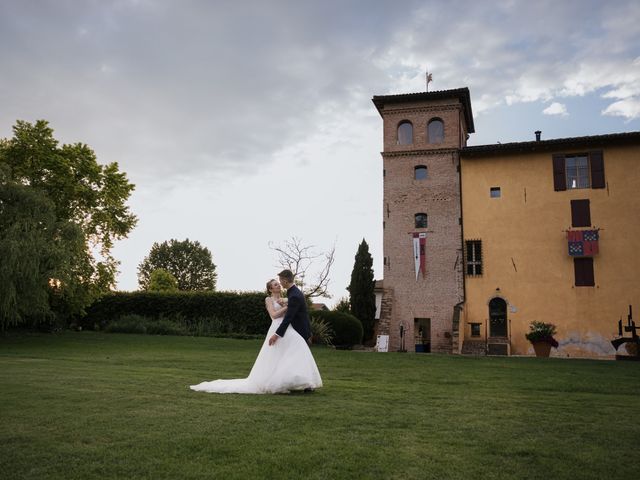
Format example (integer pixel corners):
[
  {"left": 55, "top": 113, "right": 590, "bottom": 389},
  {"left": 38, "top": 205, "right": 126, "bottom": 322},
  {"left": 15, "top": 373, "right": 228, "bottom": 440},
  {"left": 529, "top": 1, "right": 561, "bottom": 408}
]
[{"left": 377, "top": 96, "right": 468, "bottom": 353}]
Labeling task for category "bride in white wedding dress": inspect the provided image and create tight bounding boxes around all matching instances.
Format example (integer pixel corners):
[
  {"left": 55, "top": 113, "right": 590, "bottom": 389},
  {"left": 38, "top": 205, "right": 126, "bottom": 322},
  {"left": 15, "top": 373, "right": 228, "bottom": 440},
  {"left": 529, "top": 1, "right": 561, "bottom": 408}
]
[{"left": 190, "top": 279, "right": 322, "bottom": 394}]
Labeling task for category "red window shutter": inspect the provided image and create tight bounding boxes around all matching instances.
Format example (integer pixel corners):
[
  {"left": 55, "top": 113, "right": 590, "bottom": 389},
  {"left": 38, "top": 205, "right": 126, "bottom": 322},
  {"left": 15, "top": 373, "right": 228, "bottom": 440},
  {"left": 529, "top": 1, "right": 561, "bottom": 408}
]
[
  {"left": 590, "top": 150, "right": 605, "bottom": 189},
  {"left": 574, "top": 257, "right": 595, "bottom": 286},
  {"left": 552, "top": 154, "right": 566, "bottom": 191},
  {"left": 571, "top": 199, "right": 591, "bottom": 227}
]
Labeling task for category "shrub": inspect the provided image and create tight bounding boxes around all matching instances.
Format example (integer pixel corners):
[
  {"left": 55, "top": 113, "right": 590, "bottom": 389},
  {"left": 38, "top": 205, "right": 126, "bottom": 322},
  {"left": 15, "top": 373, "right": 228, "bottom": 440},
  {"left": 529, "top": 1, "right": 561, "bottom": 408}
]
[
  {"left": 310, "top": 310, "right": 362, "bottom": 348},
  {"left": 309, "top": 316, "right": 334, "bottom": 346},
  {"left": 145, "top": 318, "right": 186, "bottom": 336},
  {"left": 101, "top": 313, "right": 264, "bottom": 339},
  {"left": 104, "top": 314, "right": 149, "bottom": 334},
  {"left": 81, "top": 291, "right": 271, "bottom": 335}
]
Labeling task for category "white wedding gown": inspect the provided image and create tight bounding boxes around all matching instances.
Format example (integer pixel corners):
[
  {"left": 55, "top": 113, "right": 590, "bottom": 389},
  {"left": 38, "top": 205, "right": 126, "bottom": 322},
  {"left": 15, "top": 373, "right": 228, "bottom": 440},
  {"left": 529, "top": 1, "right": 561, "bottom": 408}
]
[{"left": 190, "top": 299, "right": 323, "bottom": 394}]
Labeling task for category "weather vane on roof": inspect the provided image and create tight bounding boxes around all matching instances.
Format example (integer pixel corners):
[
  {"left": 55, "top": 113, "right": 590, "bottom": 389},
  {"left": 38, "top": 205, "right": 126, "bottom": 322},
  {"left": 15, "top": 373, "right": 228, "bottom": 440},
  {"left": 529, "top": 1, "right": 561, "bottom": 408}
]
[{"left": 426, "top": 69, "right": 433, "bottom": 92}]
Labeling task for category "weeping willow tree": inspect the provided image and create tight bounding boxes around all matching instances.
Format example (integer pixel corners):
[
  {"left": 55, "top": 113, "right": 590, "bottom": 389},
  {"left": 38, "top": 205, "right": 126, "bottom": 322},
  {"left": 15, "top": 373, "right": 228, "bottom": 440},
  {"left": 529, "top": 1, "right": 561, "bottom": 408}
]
[
  {"left": 0, "top": 182, "right": 83, "bottom": 330},
  {"left": 0, "top": 120, "right": 137, "bottom": 330}
]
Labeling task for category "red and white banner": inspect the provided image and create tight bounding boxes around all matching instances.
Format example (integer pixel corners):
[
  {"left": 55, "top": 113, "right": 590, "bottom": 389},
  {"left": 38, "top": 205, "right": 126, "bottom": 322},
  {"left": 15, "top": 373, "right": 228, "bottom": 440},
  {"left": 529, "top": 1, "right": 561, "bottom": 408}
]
[{"left": 412, "top": 233, "right": 427, "bottom": 280}]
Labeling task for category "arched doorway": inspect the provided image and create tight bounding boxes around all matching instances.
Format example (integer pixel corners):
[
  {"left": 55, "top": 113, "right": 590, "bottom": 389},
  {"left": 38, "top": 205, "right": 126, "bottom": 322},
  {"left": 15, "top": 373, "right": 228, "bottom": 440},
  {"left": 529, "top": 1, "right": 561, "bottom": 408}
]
[{"left": 489, "top": 297, "right": 507, "bottom": 338}]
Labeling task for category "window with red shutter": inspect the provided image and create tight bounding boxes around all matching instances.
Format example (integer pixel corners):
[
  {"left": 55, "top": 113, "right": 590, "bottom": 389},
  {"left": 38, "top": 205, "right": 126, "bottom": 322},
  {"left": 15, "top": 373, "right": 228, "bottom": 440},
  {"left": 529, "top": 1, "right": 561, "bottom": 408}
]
[
  {"left": 571, "top": 199, "right": 591, "bottom": 227},
  {"left": 590, "top": 150, "right": 605, "bottom": 188},
  {"left": 554, "top": 151, "right": 606, "bottom": 191},
  {"left": 552, "top": 154, "right": 566, "bottom": 191},
  {"left": 574, "top": 257, "right": 594, "bottom": 286}
]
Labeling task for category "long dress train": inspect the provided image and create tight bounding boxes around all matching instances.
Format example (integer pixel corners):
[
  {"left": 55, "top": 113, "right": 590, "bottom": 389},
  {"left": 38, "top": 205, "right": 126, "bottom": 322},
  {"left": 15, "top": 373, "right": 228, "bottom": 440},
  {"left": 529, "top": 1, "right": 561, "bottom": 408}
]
[{"left": 190, "top": 299, "right": 322, "bottom": 394}]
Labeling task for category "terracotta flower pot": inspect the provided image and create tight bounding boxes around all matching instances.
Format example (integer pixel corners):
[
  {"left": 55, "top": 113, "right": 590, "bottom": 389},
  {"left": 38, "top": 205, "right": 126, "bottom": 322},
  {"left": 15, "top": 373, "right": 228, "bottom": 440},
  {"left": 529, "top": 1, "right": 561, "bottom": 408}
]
[{"left": 532, "top": 341, "right": 552, "bottom": 357}]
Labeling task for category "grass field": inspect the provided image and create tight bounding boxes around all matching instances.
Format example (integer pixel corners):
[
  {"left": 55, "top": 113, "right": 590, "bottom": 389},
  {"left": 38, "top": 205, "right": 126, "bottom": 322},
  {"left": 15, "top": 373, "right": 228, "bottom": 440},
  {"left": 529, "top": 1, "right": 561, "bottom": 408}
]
[{"left": 1, "top": 332, "right": 639, "bottom": 479}]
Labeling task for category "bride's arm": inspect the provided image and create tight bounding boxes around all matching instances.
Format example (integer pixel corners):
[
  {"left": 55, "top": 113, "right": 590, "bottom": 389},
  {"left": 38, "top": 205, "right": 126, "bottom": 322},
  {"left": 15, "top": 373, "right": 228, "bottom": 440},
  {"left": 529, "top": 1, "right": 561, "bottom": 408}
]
[{"left": 265, "top": 298, "right": 288, "bottom": 319}]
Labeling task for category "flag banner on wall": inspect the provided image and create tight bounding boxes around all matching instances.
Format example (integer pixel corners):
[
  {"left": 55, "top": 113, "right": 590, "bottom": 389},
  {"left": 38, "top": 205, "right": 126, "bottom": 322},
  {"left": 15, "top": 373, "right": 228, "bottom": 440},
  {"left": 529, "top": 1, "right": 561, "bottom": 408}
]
[
  {"left": 567, "top": 230, "right": 599, "bottom": 256},
  {"left": 412, "top": 233, "right": 427, "bottom": 279}
]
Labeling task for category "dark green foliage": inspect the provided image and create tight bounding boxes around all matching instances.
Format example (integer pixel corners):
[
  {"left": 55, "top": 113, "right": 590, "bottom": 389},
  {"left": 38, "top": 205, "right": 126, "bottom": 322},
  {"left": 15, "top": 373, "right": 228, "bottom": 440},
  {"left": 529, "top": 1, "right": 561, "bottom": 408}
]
[
  {"left": 106, "top": 315, "right": 186, "bottom": 336},
  {"left": 138, "top": 239, "right": 217, "bottom": 291},
  {"left": 104, "top": 314, "right": 150, "bottom": 334},
  {"left": 0, "top": 182, "right": 57, "bottom": 330},
  {"left": 0, "top": 120, "right": 137, "bottom": 329},
  {"left": 525, "top": 321, "right": 559, "bottom": 348},
  {"left": 145, "top": 318, "right": 187, "bottom": 336},
  {"left": 309, "top": 315, "right": 334, "bottom": 345},
  {"left": 310, "top": 310, "right": 363, "bottom": 348},
  {"left": 347, "top": 239, "right": 376, "bottom": 342},
  {"left": 0, "top": 181, "right": 87, "bottom": 330},
  {"left": 333, "top": 297, "right": 351, "bottom": 313},
  {"left": 102, "top": 312, "right": 265, "bottom": 339},
  {"left": 83, "top": 291, "right": 271, "bottom": 335}
]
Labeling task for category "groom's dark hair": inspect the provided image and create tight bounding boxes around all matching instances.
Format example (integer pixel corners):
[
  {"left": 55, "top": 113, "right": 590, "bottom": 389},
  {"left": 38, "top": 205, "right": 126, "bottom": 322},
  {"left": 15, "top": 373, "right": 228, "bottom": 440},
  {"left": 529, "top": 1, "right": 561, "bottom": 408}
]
[{"left": 278, "top": 269, "right": 295, "bottom": 283}]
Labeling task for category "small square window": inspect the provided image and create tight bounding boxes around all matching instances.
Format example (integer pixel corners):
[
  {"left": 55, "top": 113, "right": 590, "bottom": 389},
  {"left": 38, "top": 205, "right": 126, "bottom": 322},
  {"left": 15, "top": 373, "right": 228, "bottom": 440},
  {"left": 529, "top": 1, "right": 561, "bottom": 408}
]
[
  {"left": 414, "top": 165, "right": 428, "bottom": 180},
  {"left": 490, "top": 187, "right": 501, "bottom": 198},
  {"left": 471, "top": 323, "right": 481, "bottom": 337}
]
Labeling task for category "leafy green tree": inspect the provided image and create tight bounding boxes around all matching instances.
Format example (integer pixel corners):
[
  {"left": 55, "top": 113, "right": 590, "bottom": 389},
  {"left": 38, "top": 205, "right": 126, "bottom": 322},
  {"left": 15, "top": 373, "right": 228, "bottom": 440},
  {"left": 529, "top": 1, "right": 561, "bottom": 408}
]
[
  {"left": 334, "top": 297, "right": 351, "bottom": 313},
  {"left": 0, "top": 182, "right": 57, "bottom": 329},
  {"left": 347, "top": 239, "right": 376, "bottom": 342},
  {"left": 138, "top": 239, "right": 217, "bottom": 291},
  {"left": 0, "top": 120, "right": 137, "bottom": 329},
  {"left": 148, "top": 269, "right": 179, "bottom": 292}
]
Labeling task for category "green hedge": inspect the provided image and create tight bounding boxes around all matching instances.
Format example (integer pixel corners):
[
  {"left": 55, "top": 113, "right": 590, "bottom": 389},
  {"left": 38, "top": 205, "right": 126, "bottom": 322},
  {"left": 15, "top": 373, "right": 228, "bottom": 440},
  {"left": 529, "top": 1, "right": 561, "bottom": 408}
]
[
  {"left": 310, "top": 310, "right": 363, "bottom": 348},
  {"left": 81, "top": 291, "right": 271, "bottom": 335}
]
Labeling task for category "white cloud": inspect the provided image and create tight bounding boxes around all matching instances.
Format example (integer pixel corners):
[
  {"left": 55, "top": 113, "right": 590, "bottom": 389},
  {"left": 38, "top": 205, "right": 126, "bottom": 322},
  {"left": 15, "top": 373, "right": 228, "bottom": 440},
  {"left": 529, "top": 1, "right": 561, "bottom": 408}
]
[
  {"left": 602, "top": 98, "right": 640, "bottom": 120},
  {"left": 375, "top": 1, "right": 640, "bottom": 120},
  {"left": 543, "top": 102, "right": 568, "bottom": 116}
]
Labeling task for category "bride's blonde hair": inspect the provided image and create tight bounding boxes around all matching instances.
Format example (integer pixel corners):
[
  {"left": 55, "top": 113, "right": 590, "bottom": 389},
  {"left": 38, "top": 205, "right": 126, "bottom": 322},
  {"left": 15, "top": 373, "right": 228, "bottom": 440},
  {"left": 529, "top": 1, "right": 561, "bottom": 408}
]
[{"left": 266, "top": 279, "right": 278, "bottom": 295}]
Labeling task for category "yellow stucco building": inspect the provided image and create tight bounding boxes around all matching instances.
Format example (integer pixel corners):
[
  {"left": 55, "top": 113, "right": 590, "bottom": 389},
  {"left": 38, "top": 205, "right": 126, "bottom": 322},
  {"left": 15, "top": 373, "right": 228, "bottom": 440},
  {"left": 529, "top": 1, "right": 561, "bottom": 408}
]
[{"left": 459, "top": 132, "right": 640, "bottom": 357}]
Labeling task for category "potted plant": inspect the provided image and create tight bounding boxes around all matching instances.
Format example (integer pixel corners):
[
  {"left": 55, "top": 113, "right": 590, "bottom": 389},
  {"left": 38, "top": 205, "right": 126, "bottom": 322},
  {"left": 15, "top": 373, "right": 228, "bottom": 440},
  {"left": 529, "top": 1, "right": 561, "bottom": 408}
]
[{"left": 525, "top": 321, "right": 559, "bottom": 357}]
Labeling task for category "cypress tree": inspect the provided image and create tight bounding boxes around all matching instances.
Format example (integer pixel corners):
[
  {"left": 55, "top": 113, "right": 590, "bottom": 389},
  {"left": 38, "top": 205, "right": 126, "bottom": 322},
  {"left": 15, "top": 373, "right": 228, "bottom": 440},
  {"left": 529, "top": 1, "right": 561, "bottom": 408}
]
[{"left": 347, "top": 239, "right": 376, "bottom": 342}]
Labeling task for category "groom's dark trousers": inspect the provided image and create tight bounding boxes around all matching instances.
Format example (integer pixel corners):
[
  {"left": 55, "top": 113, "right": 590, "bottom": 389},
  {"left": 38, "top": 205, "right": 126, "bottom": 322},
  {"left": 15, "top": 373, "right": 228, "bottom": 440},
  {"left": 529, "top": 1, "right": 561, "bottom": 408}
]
[{"left": 275, "top": 284, "right": 311, "bottom": 341}]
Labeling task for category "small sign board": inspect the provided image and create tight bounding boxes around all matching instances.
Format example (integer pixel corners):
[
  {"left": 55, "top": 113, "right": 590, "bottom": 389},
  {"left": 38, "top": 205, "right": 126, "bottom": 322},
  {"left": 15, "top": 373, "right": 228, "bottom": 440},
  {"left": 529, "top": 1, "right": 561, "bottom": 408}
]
[{"left": 375, "top": 334, "right": 389, "bottom": 352}]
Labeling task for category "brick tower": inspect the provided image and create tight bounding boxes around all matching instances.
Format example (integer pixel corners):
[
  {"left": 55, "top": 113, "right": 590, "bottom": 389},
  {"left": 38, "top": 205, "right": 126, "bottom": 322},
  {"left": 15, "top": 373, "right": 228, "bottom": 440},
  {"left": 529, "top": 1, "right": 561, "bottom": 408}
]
[{"left": 372, "top": 88, "right": 474, "bottom": 353}]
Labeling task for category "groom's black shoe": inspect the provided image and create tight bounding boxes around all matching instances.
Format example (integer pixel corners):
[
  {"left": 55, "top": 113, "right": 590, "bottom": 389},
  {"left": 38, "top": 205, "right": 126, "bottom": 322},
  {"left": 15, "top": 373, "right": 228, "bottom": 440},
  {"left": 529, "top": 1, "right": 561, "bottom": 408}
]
[{"left": 303, "top": 388, "right": 315, "bottom": 394}]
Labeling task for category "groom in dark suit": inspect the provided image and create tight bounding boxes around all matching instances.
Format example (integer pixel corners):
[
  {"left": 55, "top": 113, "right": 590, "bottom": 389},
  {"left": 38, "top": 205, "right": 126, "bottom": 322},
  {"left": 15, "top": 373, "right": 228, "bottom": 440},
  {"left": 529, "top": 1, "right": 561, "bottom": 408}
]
[{"left": 268, "top": 269, "right": 311, "bottom": 345}]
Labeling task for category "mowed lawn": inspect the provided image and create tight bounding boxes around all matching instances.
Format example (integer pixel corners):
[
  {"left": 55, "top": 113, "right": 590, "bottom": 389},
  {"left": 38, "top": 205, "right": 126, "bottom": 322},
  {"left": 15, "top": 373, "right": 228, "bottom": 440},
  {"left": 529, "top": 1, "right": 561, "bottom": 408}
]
[{"left": 1, "top": 332, "right": 639, "bottom": 480}]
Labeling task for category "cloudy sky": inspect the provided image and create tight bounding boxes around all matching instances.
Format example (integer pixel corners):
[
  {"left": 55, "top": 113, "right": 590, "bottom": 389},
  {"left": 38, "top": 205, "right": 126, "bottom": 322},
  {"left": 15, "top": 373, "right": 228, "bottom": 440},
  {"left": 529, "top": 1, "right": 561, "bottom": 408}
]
[{"left": 2, "top": 0, "right": 639, "bottom": 303}]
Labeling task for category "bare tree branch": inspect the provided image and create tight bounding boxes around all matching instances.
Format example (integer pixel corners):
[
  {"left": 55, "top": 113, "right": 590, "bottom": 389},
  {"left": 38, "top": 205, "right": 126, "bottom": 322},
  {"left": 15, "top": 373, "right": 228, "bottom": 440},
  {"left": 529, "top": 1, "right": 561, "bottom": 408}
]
[{"left": 269, "top": 236, "right": 336, "bottom": 298}]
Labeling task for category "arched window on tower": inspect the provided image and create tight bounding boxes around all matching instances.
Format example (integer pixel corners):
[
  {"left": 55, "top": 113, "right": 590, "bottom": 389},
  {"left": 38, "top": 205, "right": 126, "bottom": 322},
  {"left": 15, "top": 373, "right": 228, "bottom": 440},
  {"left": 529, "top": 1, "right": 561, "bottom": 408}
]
[
  {"left": 427, "top": 118, "right": 444, "bottom": 144},
  {"left": 414, "top": 165, "right": 428, "bottom": 180},
  {"left": 397, "top": 121, "right": 413, "bottom": 145},
  {"left": 415, "top": 213, "right": 428, "bottom": 228}
]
